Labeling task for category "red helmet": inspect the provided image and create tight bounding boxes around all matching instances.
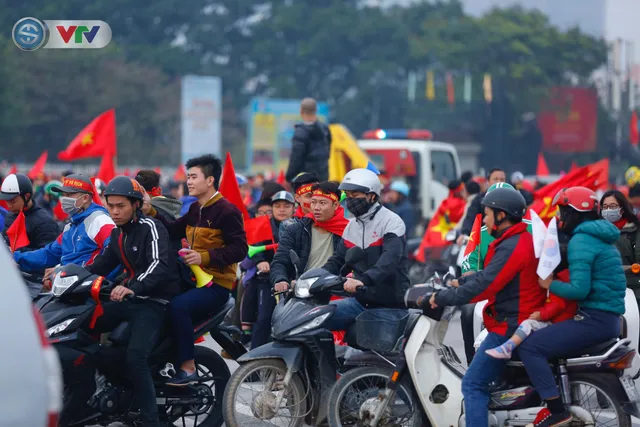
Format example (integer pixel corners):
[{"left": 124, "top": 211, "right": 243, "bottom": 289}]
[{"left": 552, "top": 187, "right": 599, "bottom": 213}]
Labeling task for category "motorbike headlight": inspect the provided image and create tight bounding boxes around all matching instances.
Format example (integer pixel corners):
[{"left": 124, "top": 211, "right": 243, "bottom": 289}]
[
  {"left": 287, "top": 312, "right": 332, "bottom": 336},
  {"left": 294, "top": 277, "right": 319, "bottom": 298},
  {"left": 52, "top": 274, "right": 78, "bottom": 297},
  {"left": 46, "top": 318, "right": 76, "bottom": 337}
]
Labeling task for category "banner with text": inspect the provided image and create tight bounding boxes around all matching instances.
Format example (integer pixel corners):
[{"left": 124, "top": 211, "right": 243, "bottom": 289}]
[{"left": 181, "top": 75, "right": 222, "bottom": 163}]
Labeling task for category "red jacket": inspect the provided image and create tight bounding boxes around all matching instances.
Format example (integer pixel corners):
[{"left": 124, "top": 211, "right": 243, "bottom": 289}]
[
  {"left": 539, "top": 270, "right": 578, "bottom": 323},
  {"left": 435, "top": 222, "right": 546, "bottom": 335}
]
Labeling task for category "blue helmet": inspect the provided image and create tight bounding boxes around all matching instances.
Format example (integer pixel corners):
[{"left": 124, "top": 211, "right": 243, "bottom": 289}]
[{"left": 390, "top": 181, "right": 410, "bottom": 197}]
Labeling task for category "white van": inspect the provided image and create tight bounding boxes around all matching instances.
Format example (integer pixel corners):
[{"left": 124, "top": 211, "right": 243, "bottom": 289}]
[{"left": 358, "top": 129, "right": 461, "bottom": 225}]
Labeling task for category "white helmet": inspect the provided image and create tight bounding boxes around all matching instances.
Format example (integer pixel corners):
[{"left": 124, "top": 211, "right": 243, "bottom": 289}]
[{"left": 339, "top": 168, "right": 382, "bottom": 196}]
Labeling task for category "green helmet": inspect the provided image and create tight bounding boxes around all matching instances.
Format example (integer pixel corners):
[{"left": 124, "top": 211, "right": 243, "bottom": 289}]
[
  {"left": 486, "top": 182, "right": 515, "bottom": 193},
  {"left": 44, "top": 180, "right": 62, "bottom": 197}
]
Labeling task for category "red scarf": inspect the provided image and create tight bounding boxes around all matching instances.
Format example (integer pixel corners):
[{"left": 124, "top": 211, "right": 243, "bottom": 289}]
[
  {"left": 294, "top": 206, "right": 306, "bottom": 218},
  {"left": 614, "top": 218, "right": 628, "bottom": 230},
  {"left": 306, "top": 206, "right": 349, "bottom": 236}
]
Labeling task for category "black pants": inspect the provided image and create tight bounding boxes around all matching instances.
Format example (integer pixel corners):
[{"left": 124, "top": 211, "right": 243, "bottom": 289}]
[
  {"left": 61, "top": 300, "right": 167, "bottom": 427},
  {"left": 241, "top": 277, "right": 276, "bottom": 349},
  {"left": 460, "top": 302, "right": 477, "bottom": 366}
]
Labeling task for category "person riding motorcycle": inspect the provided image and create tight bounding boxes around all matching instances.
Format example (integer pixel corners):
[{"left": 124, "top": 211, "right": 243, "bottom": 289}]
[
  {"left": 12, "top": 174, "right": 119, "bottom": 295},
  {"left": 1, "top": 173, "right": 60, "bottom": 251},
  {"left": 426, "top": 186, "right": 545, "bottom": 427},
  {"left": 61, "top": 176, "right": 180, "bottom": 427},
  {"left": 517, "top": 187, "right": 626, "bottom": 427},
  {"left": 321, "top": 168, "right": 411, "bottom": 330}
]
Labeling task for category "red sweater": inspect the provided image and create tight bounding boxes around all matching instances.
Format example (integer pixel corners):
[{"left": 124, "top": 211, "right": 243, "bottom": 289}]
[{"left": 539, "top": 269, "right": 577, "bottom": 323}]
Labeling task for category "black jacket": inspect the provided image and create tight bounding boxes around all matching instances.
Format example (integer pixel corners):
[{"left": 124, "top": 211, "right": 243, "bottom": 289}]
[
  {"left": 87, "top": 213, "right": 180, "bottom": 301},
  {"left": 460, "top": 191, "right": 485, "bottom": 235},
  {"left": 3, "top": 204, "right": 60, "bottom": 252},
  {"left": 615, "top": 222, "right": 640, "bottom": 295},
  {"left": 270, "top": 217, "right": 342, "bottom": 286},
  {"left": 285, "top": 121, "right": 332, "bottom": 182}
]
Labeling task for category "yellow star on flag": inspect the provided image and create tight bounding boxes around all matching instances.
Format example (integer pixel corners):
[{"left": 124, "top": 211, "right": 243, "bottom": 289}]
[
  {"left": 430, "top": 213, "right": 457, "bottom": 240},
  {"left": 81, "top": 133, "right": 94, "bottom": 146},
  {"left": 468, "top": 229, "right": 477, "bottom": 245},
  {"left": 539, "top": 196, "right": 559, "bottom": 219}
]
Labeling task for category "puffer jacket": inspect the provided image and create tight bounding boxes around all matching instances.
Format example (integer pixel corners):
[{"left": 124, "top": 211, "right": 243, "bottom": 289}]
[
  {"left": 550, "top": 219, "right": 626, "bottom": 314},
  {"left": 285, "top": 121, "right": 332, "bottom": 182},
  {"left": 614, "top": 222, "right": 640, "bottom": 294}
]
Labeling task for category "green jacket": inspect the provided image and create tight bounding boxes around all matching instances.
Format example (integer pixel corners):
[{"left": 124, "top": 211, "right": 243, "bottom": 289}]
[{"left": 461, "top": 219, "right": 532, "bottom": 273}]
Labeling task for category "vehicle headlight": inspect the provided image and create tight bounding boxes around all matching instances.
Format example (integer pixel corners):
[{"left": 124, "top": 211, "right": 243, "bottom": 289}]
[
  {"left": 287, "top": 312, "right": 331, "bottom": 336},
  {"left": 294, "top": 277, "right": 319, "bottom": 298},
  {"left": 46, "top": 318, "right": 76, "bottom": 337},
  {"left": 52, "top": 274, "right": 78, "bottom": 297}
]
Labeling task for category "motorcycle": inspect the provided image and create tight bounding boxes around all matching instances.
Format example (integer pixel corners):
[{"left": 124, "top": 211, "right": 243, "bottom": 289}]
[
  {"left": 36, "top": 263, "right": 246, "bottom": 427},
  {"left": 326, "top": 274, "right": 640, "bottom": 427},
  {"left": 222, "top": 248, "right": 364, "bottom": 427},
  {"left": 22, "top": 270, "right": 46, "bottom": 300}
]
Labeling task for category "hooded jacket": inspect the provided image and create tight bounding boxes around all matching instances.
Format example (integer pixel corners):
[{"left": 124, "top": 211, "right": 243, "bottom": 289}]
[
  {"left": 322, "top": 203, "right": 410, "bottom": 308},
  {"left": 550, "top": 219, "right": 626, "bottom": 314},
  {"left": 14, "top": 203, "right": 115, "bottom": 273},
  {"left": 285, "top": 121, "right": 332, "bottom": 182},
  {"left": 151, "top": 196, "right": 183, "bottom": 219}
]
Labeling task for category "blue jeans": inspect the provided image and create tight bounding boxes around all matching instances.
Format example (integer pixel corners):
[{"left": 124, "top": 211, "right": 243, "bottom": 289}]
[
  {"left": 462, "top": 332, "right": 510, "bottom": 427},
  {"left": 324, "top": 298, "right": 366, "bottom": 331},
  {"left": 170, "top": 285, "right": 230, "bottom": 365},
  {"left": 518, "top": 308, "right": 620, "bottom": 400}
]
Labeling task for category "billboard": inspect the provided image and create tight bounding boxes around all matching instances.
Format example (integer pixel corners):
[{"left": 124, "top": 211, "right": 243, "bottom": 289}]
[
  {"left": 181, "top": 75, "right": 222, "bottom": 163},
  {"left": 538, "top": 87, "right": 598, "bottom": 153},
  {"left": 247, "top": 98, "right": 329, "bottom": 173}
]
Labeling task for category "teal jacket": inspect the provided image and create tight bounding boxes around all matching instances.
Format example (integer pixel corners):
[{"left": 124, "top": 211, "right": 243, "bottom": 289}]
[{"left": 550, "top": 220, "right": 626, "bottom": 314}]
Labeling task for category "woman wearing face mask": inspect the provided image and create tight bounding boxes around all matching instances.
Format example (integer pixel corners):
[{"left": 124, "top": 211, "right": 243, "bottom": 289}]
[{"left": 601, "top": 189, "right": 640, "bottom": 293}]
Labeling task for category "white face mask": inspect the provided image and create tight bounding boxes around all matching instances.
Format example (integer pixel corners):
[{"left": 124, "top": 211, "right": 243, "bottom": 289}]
[
  {"left": 601, "top": 208, "right": 622, "bottom": 223},
  {"left": 59, "top": 195, "right": 85, "bottom": 216}
]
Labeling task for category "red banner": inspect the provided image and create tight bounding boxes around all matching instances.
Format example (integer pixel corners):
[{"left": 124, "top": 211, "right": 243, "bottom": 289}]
[{"left": 538, "top": 87, "right": 597, "bottom": 153}]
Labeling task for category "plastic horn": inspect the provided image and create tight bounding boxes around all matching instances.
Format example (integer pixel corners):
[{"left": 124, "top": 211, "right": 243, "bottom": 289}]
[
  {"left": 178, "top": 249, "right": 213, "bottom": 288},
  {"left": 248, "top": 243, "right": 279, "bottom": 259},
  {"left": 340, "top": 191, "right": 347, "bottom": 202}
]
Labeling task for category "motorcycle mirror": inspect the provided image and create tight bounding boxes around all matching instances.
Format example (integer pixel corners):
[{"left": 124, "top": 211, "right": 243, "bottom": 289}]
[
  {"left": 341, "top": 246, "right": 365, "bottom": 276},
  {"left": 289, "top": 250, "right": 301, "bottom": 278}
]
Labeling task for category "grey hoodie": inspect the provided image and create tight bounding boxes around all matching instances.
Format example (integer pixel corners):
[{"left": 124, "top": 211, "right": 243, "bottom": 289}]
[{"left": 151, "top": 196, "right": 183, "bottom": 219}]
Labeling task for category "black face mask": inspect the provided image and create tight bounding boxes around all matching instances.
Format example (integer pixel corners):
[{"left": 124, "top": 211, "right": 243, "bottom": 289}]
[{"left": 346, "top": 197, "right": 374, "bottom": 217}]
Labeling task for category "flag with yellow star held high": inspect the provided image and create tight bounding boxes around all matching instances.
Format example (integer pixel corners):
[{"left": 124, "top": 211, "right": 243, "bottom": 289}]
[
  {"left": 58, "top": 109, "right": 117, "bottom": 161},
  {"left": 415, "top": 196, "right": 466, "bottom": 263}
]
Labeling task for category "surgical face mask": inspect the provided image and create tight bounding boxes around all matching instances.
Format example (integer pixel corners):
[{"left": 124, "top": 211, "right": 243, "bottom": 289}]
[
  {"left": 602, "top": 208, "right": 622, "bottom": 223},
  {"left": 346, "top": 197, "right": 374, "bottom": 217},
  {"left": 60, "top": 195, "right": 84, "bottom": 216}
]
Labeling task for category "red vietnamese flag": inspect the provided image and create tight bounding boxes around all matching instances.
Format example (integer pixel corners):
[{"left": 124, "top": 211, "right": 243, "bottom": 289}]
[
  {"left": 536, "top": 153, "right": 550, "bottom": 176},
  {"left": 245, "top": 215, "right": 274, "bottom": 245},
  {"left": 463, "top": 214, "right": 482, "bottom": 257},
  {"left": 589, "top": 158, "right": 609, "bottom": 190},
  {"left": 97, "top": 155, "right": 116, "bottom": 184},
  {"left": 53, "top": 202, "right": 68, "bottom": 222},
  {"left": 173, "top": 164, "right": 186, "bottom": 182},
  {"left": 277, "top": 169, "right": 286, "bottom": 186},
  {"left": 154, "top": 167, "right": 161, "bottom": 175},
  {"left": 218, "top": 152, "right": 250, "bottom": 221},
  {"left": 8, "top": 164, "right": 17, "bottom": 175},
  {"left": 58, "top": 110, "right": 116, "bottom": 161},
  {"left": 631, "top": 111, "right": 639, "bottom": 146},
  {"left": 415, "top": 196, "right": 466, "bottom": 262},
  {"left": 27, "top": 151, "right": 48, "bottom": 180},
  {"left": 569, "top": 161, "right": 578, "bottom": 172},
  {"left": 6, "top": 211, "right": 30, "bottom": 251}
]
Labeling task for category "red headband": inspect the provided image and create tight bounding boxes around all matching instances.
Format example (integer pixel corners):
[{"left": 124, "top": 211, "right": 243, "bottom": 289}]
[
  {"left": 62, "top": 177, "right": 94, "bottom": 194},
  {"left": 296, "top": 184, "right": 315, "bottom": 196},
  {"left": 312, "top": 189, "right": 339, "bottom": 202}
]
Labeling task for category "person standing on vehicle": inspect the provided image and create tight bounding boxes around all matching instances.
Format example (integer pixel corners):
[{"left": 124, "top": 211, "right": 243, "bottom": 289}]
[
  {"left": 458, "top": 168, "right": 507, "bottom": 241},
  {"left": 80, "top": 176, "right": 180, "bottom": 427},
  {"left": 384, "top": 180, "right": 415, "bottom": 239},
  {"left": 12, "top": 174, "right": 118, "bottom": 294},
  {"left": 285, "top": 98, "right": 332, "bottom": 183},
  {"left": 142, "top": 154, "right": 247, "bottom": 386},
  {"left": 272, "top": 182, "right": 348, "bottom": 293},
  {"left": 426, "top": 186, "right": 545, "bottom": 427},
  {"left": 320, "top": 169, "right": 411, "bottom": 330},
  {"left": 518, "top": 187, "right": 626, "bottom": 427},
  {"left": 1, "top": 173, "right": 60, "bottom": 251},
  {"left": 242, "top": 191, "right": 295, "bottom": 348}
]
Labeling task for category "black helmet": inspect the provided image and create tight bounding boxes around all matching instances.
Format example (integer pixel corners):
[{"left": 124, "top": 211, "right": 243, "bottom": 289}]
[
  {"left": 104, "top": 176, "right": 144, "bottom": 202},
  {"left": 481, "top": 187, "right": 526, "bottom": 219}
]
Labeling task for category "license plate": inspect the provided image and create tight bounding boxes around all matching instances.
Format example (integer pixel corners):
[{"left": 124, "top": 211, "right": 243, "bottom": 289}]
[{"left": 620, "top": 375, "right": 639, "bottom": 402}]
